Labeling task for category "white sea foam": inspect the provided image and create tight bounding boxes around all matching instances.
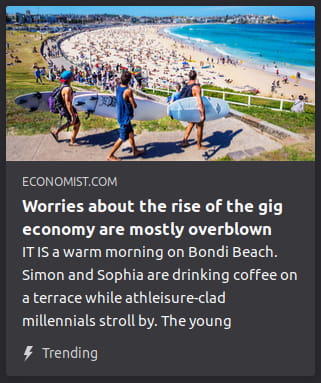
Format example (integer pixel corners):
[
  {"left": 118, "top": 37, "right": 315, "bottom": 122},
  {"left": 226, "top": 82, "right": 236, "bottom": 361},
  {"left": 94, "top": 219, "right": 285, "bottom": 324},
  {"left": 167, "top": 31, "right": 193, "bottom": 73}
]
[
  {"left": 164, "top": 28, "right": 210, "bottom": 44},
  {"left": 190, "top": 37, "right": 211, "bottom": 44},
  {"left": 166, "top": 30, "right": 188, "bottom": 40},
  {"left": 214, "top": 47, "right": 231, "bottom": 56}
]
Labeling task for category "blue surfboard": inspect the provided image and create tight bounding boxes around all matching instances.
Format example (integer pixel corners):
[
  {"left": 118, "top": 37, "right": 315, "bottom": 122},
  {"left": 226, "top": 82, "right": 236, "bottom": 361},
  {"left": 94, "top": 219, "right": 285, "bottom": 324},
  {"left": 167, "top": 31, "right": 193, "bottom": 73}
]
[{"left": 168, "top": 96, "right": 230, "bottom": 122}]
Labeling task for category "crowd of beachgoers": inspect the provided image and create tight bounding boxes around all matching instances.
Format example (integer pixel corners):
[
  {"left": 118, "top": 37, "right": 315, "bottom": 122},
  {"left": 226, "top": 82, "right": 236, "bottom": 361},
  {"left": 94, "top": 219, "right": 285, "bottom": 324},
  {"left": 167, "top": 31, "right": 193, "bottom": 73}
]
[{"left": 37, "top": 24, "right": 314, "bottom": 102}]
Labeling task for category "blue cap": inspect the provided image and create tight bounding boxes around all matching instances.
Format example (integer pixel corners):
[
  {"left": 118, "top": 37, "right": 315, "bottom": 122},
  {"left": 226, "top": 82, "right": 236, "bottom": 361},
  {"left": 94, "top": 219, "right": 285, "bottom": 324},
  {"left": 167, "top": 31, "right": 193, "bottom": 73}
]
[{"left": 60, "top": 70, "right": 74, "bottom": 82}]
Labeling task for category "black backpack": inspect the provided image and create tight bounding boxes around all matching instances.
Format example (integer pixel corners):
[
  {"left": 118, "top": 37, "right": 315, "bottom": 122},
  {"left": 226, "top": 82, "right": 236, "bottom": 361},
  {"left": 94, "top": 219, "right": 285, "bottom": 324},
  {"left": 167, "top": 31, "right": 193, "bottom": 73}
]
[{"left": 179, "top": 83, "right": 197, "bottom": 99}]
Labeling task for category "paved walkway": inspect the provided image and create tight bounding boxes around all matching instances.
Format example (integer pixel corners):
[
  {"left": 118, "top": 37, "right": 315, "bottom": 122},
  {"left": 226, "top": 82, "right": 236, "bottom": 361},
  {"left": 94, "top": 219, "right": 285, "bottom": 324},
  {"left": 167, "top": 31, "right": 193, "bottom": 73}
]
[
  {"left": 6, "top": 116, "right": 282, "bottom": 161},
  {"left": 45, "top": 37, "right": 75, "bottom": 70}
]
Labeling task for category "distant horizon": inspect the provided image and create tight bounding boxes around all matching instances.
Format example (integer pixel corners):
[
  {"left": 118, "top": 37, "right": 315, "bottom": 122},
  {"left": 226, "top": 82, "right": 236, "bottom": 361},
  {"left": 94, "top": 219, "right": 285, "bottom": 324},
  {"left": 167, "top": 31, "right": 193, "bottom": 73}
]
[{"left": 6, "top": 6, "right": 315, "bottom": 20}]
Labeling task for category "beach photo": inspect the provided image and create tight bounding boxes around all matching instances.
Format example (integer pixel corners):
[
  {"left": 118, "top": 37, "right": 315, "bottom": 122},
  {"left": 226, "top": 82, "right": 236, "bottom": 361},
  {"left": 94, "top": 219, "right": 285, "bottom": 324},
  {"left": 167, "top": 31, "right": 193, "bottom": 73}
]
[{"left": 6, "top": 6, "right": 315, "bottom": 161}]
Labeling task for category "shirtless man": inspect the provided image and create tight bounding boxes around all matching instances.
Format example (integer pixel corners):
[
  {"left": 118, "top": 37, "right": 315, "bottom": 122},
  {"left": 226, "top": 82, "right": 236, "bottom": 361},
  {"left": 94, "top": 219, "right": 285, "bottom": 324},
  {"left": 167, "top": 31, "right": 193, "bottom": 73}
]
[
  {"left": 50, "top": 70, "right": 81, "bottom": 146},
  {"left": 180, "top": 70, "right": 206, "bottom": 149}
]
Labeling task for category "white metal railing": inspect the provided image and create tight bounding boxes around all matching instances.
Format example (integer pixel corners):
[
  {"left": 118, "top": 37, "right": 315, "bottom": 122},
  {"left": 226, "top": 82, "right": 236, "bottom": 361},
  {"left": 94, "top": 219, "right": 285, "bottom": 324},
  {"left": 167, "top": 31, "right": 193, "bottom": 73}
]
[
  {"left": 201, "top": 88, "right": 315, "bottom": 111},
  {"left": 143, "top": 86, "right": 315, "bottom": 112}
]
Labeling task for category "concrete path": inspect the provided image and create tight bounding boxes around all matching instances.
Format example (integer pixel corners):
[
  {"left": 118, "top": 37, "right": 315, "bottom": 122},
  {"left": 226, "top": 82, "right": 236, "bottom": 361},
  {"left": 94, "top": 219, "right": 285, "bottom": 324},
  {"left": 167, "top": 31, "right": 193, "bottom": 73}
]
[
  {"left": 45, "top": 37, "right": 75, "bottom": 70},
  {"left": 6, "top": 116, "right": 282, "bottom": 161}
]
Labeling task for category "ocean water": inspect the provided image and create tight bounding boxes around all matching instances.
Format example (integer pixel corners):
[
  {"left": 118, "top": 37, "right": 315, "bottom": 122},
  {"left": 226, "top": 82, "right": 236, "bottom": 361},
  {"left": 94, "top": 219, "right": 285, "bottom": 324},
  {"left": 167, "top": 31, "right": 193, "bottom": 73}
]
[{"left": 165, "top": 21, "right": 315, "bottom": 80}]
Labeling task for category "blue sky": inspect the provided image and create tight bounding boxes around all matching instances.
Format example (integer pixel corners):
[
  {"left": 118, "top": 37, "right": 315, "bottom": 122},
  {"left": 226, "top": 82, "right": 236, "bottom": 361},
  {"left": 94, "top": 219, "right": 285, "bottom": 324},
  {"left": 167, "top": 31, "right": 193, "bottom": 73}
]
[{"left": 6, "top": 6, "right": 315, "bottom": 20}]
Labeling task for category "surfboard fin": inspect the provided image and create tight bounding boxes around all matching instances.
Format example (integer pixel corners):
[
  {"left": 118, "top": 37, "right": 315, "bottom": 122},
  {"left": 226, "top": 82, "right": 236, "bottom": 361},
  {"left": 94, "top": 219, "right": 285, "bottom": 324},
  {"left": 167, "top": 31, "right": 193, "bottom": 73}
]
[
  {"left": 75, "top": 101, "right": 86, "bottom": 106},
  {"left": 203, "top": 151, "right": 209, "bottom": 161},
  {"left": 33, "top": 92, "right": 42, "bottom": 99},
  {"left": 16, "top": 99, "right": 27, "bottom": 105},
  {"left": 85, "top": 110, "right": 94, "bottom": 119},
  {"left": 29, "top": 107, "right": 38, "bottom": 112}
]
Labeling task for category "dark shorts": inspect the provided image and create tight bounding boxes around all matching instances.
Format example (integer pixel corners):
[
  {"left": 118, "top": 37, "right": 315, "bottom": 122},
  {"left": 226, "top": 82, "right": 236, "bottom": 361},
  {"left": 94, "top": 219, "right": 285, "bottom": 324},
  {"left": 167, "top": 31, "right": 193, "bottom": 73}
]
[
  {"left": 119, "top": 123, "right": 133, "bottom": 141},
  {"left": 65, "top": 106, "right": 80, "bottom": 125}
]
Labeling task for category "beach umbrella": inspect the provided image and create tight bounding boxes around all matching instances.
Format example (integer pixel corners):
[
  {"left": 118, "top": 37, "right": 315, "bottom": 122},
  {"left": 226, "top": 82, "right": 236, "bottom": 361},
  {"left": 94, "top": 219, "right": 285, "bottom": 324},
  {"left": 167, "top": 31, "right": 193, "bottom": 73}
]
[
  {"left": 133, "top": 66, "right": 142, "bottom": 73},
  {"left": 131, "top": 66, "right": 142, "bottom": 76}
]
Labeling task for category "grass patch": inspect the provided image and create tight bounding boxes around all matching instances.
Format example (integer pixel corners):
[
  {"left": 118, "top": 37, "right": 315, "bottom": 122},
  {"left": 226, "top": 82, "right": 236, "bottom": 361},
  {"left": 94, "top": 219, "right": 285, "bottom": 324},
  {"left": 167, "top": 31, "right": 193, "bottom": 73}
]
[
  {"left": 143, "top": 88, "right": 172, "bottom": 97},
  {"left": 133, "top": 116, "right": 185, "bottom": 134},
  {"left": 6, "top": 30, "right": 59, "bottom": 134},
  {"left": 231, "top": 105, "right": 315, "bottom": 134},
  {"left": 202, "top": 84, "right": 236, "bottom": 93},
  {"left": 219, "top": 134, "right": 315, "bottom": 162},
  {"left": 215, "top": 156, "right": 232, "bottom": 161},
  {"left": 73, "top": 83, "right": 101, "bottom": 91},
  {"left": 243, "top": 138, "right": 315, "bottom": 161}
]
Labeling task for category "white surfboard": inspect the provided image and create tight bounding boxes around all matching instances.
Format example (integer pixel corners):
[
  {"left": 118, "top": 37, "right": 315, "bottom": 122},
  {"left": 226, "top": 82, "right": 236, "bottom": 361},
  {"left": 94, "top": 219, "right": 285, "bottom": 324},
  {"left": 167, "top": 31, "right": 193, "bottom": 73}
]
[
  {"left": 72, "top": 94, "right": 167, "bottom": 121},
  {"left": 15, "top": 90, "right": 95, "bottom": 112},
  {"left": 168, "top": 96, "right": 230, "bottom": 122}
]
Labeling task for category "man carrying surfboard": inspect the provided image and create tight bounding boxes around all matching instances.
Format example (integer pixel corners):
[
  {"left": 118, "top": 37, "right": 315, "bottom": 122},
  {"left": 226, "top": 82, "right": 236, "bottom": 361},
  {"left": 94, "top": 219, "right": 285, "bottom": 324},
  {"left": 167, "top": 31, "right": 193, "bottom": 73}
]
[
  {"left": 106, "top": 71, "right": 144, "bottom": 161},
  {"left": 50, "top": 70, "right": 81, "bottom": 146},
  {"left": 180, "top": 70, "right": 206, "bottom": 149}
]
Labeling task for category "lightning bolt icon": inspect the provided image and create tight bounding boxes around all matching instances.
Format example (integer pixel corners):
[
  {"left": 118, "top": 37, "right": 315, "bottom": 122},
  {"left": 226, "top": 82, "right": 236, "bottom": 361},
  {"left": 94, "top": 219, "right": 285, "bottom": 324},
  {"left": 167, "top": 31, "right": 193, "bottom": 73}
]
[{"left": 24, "top": 345, "right": 33, "bottom": 362}]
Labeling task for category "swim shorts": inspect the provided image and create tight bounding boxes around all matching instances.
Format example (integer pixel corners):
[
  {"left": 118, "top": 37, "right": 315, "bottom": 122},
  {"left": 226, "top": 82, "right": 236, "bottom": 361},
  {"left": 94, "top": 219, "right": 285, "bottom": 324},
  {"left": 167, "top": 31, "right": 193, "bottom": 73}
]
[
  {"left": 119, "top": 123, "right": 133, "bottom": 141},
  {"left": 66, "top": 106, "right": 80, "bottom": 125}
]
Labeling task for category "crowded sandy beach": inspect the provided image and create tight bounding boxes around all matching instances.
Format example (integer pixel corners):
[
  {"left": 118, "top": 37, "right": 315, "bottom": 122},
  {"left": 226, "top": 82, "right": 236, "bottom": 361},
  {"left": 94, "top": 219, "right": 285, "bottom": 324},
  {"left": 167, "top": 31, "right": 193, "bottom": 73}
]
[{"left": 59, "top": 25, "right": 315, "bottom": 103}]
